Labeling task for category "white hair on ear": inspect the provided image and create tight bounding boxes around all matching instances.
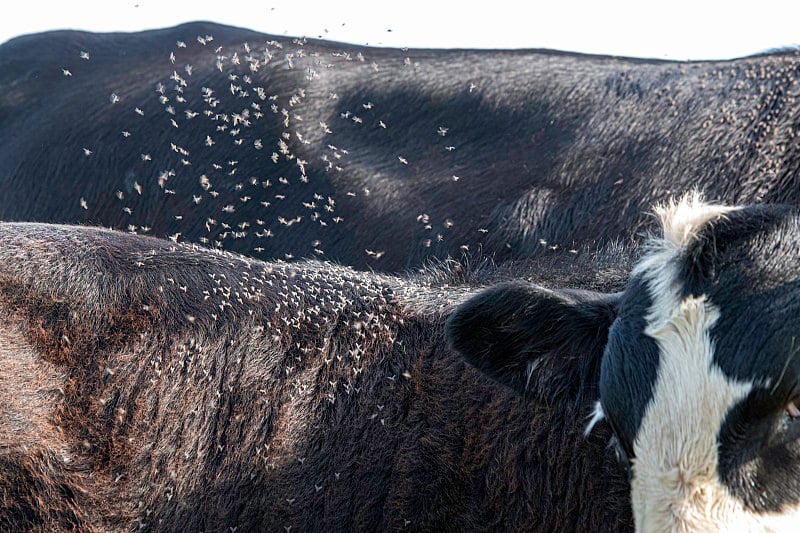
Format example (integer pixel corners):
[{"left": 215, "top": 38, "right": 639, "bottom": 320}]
[
  {"left": 584, "top": 400, "right": 605, "bottom": 436},
  {"left": 525, "top": 359, "right": 541, "bottom": 391}
]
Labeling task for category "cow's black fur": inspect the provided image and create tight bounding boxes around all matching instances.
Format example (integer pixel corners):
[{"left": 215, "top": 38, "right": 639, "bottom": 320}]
[
  {"left": 445, "top": 282, "right": 619, "bottom": 404},
  {"left": 2, "top": 21, "right": 800, "bottom": 270}
]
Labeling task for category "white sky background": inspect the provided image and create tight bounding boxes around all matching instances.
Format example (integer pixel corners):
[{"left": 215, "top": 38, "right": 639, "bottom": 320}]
[{"left": 1, "top": 1, "right": 799, "bottom": 60}]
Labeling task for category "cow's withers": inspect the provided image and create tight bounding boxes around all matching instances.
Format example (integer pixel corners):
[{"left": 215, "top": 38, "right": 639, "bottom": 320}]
[{"left": 449, "top": 192, "right": 800, "bottom": 531}]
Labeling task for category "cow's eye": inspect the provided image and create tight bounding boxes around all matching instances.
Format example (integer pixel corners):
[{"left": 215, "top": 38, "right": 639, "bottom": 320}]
[{"left": 758, "top": 393, "right": 800, "bottom": 450}]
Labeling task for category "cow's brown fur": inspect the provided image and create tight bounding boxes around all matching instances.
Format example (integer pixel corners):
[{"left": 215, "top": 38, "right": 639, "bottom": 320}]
[{"left": 0, "top": 223, "right": 632, "bottom": 531}]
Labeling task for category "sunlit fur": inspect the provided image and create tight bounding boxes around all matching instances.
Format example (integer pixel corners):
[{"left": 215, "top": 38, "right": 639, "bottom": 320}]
[
  {"left": 633, "top": 192, "right": 734, "bottom": 328},
  {"left": 629, "top": 194, "right": 800, "bottom": 531},
  {"left": 652, "top": 191, "right": 735, "bottom": 253}
]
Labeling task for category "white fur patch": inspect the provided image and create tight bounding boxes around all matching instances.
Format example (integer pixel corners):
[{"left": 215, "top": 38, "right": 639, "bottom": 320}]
[
  {"left": 584, "top": 400, "right": 605, "bottom": 436},
  {"left": 653, "top": 191, "right": 735, "bottom": 250},
  {"left": 633, "top": 191, "right": 735, "bottom": 334},
  {"left": 633, "top": 294, "right": 754, "bottom": 531}
]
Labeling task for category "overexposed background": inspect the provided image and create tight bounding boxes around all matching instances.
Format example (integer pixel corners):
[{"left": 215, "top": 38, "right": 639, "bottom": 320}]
[{"left": 2, "top": 1, "right": 799, "bottom": 59}]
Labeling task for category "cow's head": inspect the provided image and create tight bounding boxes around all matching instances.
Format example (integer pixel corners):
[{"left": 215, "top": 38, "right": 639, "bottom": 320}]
[{"left": 447, "top": 192, "right": 800, "bottom": 531}]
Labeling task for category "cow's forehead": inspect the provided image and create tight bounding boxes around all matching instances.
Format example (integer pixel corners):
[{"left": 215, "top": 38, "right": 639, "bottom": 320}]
[
  {"left": 614, "top": 196, "right": 800, "bottom": 376},
  {"left": 710, "top": 277, "right": 800, "bottom": 389},
  {"left": 670, "top": 199, "right": 800, "bottom": 385}
]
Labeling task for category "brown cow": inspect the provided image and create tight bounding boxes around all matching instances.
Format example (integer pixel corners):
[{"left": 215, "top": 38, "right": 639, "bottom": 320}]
[{"left": 0, "top": 222, "right": 631, "bottom": 531}]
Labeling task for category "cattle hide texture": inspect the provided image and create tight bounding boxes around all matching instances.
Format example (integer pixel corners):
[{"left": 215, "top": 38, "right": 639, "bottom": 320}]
[
  {"left": 1, "top": 22, "right": 800, "bottom": 271},
  {"left": 0, "top": 222, "right": 632, "bottom": 532}
]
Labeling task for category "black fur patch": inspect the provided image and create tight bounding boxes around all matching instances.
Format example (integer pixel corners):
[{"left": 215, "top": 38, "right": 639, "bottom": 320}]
[
  {"left": 599, "top": 274, "right": 660, "bottom": 458},
  {"left": 446, "top": 281, "right": 618, "bottom": 404},
  {"left": 719, "top": 388, "right": 800, "bottom": 513}
]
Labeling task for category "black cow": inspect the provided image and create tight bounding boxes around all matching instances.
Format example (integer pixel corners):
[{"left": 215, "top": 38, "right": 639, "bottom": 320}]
[
  {"left": 0, "top": 220, "right": 633, "bottom": 531},
  {"left": 450, "top": 192, "right": 800, "bottom": 531},
  {"left": 2, "top": 21, "right": 800, "bottom": 270}
]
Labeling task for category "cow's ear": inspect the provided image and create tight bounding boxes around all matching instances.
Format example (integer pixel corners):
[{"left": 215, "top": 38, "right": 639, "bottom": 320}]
[{"left": 446, "top": 281, "right": 619, "bottom": 403}]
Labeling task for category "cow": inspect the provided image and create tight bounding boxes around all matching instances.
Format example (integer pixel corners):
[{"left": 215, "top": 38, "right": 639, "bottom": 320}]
[
  {"left": 6, "top": 191, "right": 800, "bottom": 531},
  {"left": 0, "top": 219, "right": 636, "bottom": 530},
  {"left": 449, "top": 192, "right": 800, "bottom": 531},
  {"left": 2, "top": 21, "right": 800, "bottom": 271}
]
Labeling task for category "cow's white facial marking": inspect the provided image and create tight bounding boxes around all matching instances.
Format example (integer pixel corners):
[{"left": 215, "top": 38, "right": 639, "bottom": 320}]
[
  {"left": 633, "top": 293, "right": 754, "bottom": 531},
  {"left": 603, "top": 193, "right": 800, "bottom": 531}
]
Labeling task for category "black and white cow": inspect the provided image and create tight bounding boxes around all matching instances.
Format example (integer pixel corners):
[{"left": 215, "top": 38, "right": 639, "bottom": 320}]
[
  {"left": 449, "top": 192, "right": 800, "bottom": 530},
  {"left": 2, "top": 21, "right": 800, "bottom": 270}
]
